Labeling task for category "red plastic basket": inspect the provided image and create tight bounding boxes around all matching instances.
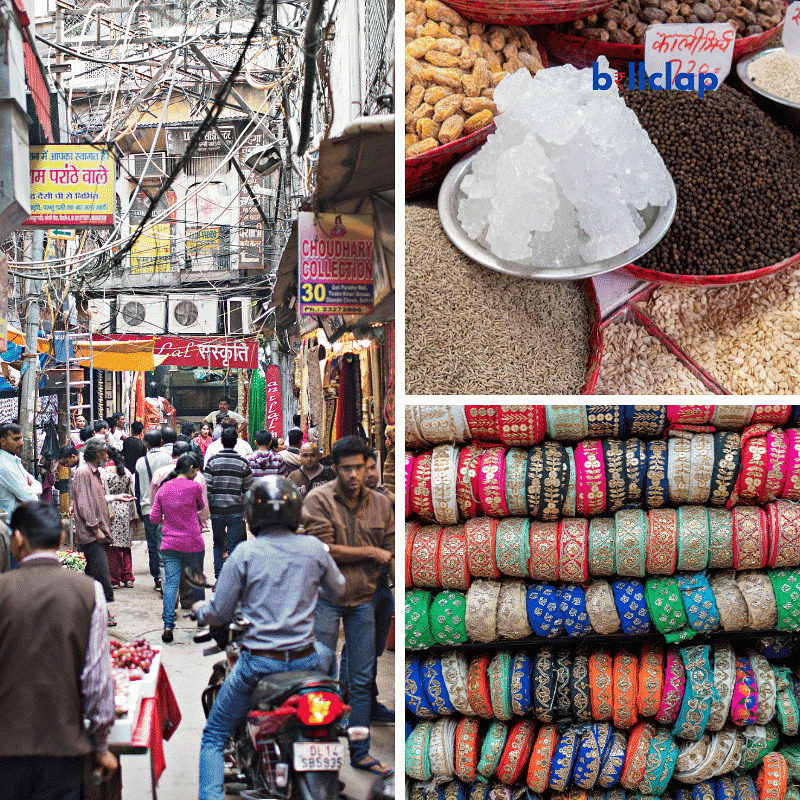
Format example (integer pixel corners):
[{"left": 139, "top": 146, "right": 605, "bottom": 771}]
[
  {"left": 444, "top": 0, "right": 615, "bottom": 25},
  {"left": 581, "top": 277, "right": 604, "bottom": 394}
]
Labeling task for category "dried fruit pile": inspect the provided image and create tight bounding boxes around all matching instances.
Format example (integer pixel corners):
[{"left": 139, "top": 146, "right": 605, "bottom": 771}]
[{"left": 110, "top": 638, "right": 157, "bottom": 676}]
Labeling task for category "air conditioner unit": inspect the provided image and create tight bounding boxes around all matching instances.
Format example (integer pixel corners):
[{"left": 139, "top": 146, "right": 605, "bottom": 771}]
[
  {"left": 224, "top": 297, "right": 253, "bottom": 335},
  {"left": 116, "top": 294, "right": 166, "bottom": 334},
  {"left": 128, "top": 152, "right": 167, "bottom": 182},
  {"left": 86, "top": 298, "right": 112, "bottom": 333},
  {"left": 168, "top": 294, "right": 218, "bottom": 335}
]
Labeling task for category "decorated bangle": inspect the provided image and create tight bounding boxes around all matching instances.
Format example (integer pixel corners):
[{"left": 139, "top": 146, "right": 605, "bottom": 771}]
[
  {"left": 782, "top": 429, "right": 800, "bottom": 502},
  {"left": 597, "top": 730, "right": 627, "bottom": 789},
  {"left": 454, "top": 716, "right": 481, "bottom": 782},
  {"left": 440, "top": 650, "right": 475, "bottom": 716},
  {"left": 431, "top": 444, "right": 461, "bottom": 526},
  {"left": 770, "top": 500, "right": 800, "bottom": 568},
  {"left": 509, "top": 652, "right": 533, "bottom": 716},
  {"left": 406, "top": 720, "right": 434, "bottom": 780},
  {"left": 626, "top": 438, "right": 647, "bottom": 506},
  {"left": 564, "top": 445, "right": 577, "bottom": 518},
  {"left": 706, "top": 642, "right": 736, "bottom": 732},
  {"left": 554, "top": 649, "right": 573, "bottom": 719},
  {"left": 742, "top": 722, "right": 779, "bottom": 770},
  {"left": 656, "top": 647, "right": 687, "bottom": 726},
  {"left": 488, "top": 650, "right": 513, "bottom": 722},
  {"left": 645, "top": 577, "right": 693, "bottom": 644},
  {"left": 465, "top": 579, "right": 501, "bottom": 643},
  {"left": 572, "top": 723, "right": 605, "bottom": 790},
  {"left": 773, "top": 666, "right": 799, "bottom": 736},
  {"left": 737, "top": 571, "right": 778, "bottom": 630},
  {"left": 533, "top": 646, "right": 556, "bottom": 723},
  {"left": 589, "top": 517, "right": 616, "bottom": 577},
  {"left": 645, "top": 439, "right": 669, "bottom": 509},
  {"left": 465, "top": 517, "right": 501, "bottom": 579},
  {"left": 613, "top": 650, "right": 639, "bottom": 730},
  {"left": 587, "top": 405, "right": 626, "bottom": 438},
  {"left": 667, "top": 404, "right": 714, "bottom": 425},
  {"left": 546, "top": 405, "right": 589, "bottom": 441},
  {"left": 558, "top": 518, "right": 589, "bottom": 583},
  {"left": 612, "top": 579, "right": 651, "bottom": 634},
  {"left": 717, "top": 744, "right": 745, "bottom": 786},
  {"left": 589, "top": 650, "right": 614, "bottom": 722},
  {"left": 679, "top": 730, "right": 737, "bottom": 783},
  {"left": 477, "top": 719, "right": 509, "bottom": 779},
  {"left": 752, "top": 404, "right": 792, "bottom": 425},
  {"left": 737, "top": 775, "right": 760, "bottom": 800},
  {"left": 410, "top": 452, "right": 435, "bottom": 520},
  {"left": 406, "top": 589, "right": 435, "bottom": 650},
  {"left": 559, "top": 584, "right": 592, "bottom": 638},
  {"left": 637, "top": 644, "right": 664, "bottom": 718},
  {"left": 456, "top": 445, "right": 482, "bottom": 520},
  {"left": 620, "top": 720, "right": 657, "bottom": 791},
  {"left": 585, "top": 580, "right": 621, "bottom": 635},
  {"left": 710, "top": 404, "right": 754, "bottom": 429},
  {"left": 549, "top": 726, "right": 580, "bottom": 792},
  {"left": 733, "top": 506, "right": 769, "bottom": 570},
  {"left": 603, "top": 439, "right": 628, "bottom": 514},
  {"left": 406, "top": 521, "right": 420, "bottom": 588},
  {"left": 756, "top": 752, "right": 788, "bottom": 800},
  {"left": 495, "top": 518, "right": 530, "bottom": 578},
  {"left": 504, "top": 447, "right": 529, "bottom": 517},
  {"left": 431, "top": 590, "right": 469, "bottom": 645},
  {"left": 527, "top": 583, "right": 565, "bottom": 638},
  {"left": 731, "top": 656, "right": 759, "bottom": 726},
  {"left": 707, "top": 507, "right": 735, "bottom": 570},
  {"left": 615, "top": 509, "right": 648, "bottom": 578},
  {"left": 673, "top": 644, "right": 718, "bottom": 742},
  {"left": 709, "top": 431, "right": 742, "bottom": 507},
  {"left": 639, "top": 731, "right": 679, "bottom": 796},
  {"left": 749, "top": 651, "right": 777, "bottom": 726},
  {"left": 496, "top": 718, "right": 536, "bottom": 786},
  {"left": 496, "top": 580, "right": 533, "bottom": 640},
  {"left": 465, "top": 404, "right": 501, "bottom": 443},
  {"left": 410, "top": 524, "right": 443, "bottom": 589},
  {"left": 498, "top": 404, "right": 546, "bottom": 447},
  {"left": 406, "top": 405, "right": 429, "bottom": 450},
  {"left": 676, "top": 571, "right": 721, "bottom": 633},
  {"left": 674, "top": 734, "right": 711, "bottom": 777},
  {"left": 422, "top": 656, "right": 457, "bottom": 716},
  {"left": 541, "top": 440, "right": 570, "bottom": 522},
  {"left": 428, "top": 716, "right": 458, "bottom": 778},
  {"left": 770, "top": 569, "right": 800, "bottom": 631},
  {"left": 405, "top": 454, "right": 415, "bottom": 519},
  {"left": 708, "top": 570, "right": 749, "bottom": 631},
  {"left": 762, "top": 428, "right": 788, "bottom": 503},
  {"left": 626, "top": 404, "right": 667, "bottom": 437},
  {"left": 571, "top": 653, "right": 592, "bottom": 723},
  {"left": 668, "top": 436, "right": 693, "bottom": 506},
  {"left": 478, "top": 447, "right": 510, "bottom": 518},
  {"left": 575, "top": 439, "right": 607, "bottom": 517},
  {"left": 466, "top": 653, "right": 493, "bottom": 718},
  {"left": 529, "top": 521, "right": 559, "bottom": 581},
  {"left": 647, "top": 508, "right": 679, "bottom": 576},
  {"left": 676, "top": 506, "right": 710, "bottom": 572},
  {"left": 527, "top": 724, "right": 559, "bottom": 793},
  {"left": 736, "top": 424, "right": 773, "bottom": 505},
  {"left": 688, "top": 433, "right": 715, "bottom": 505},
  {"left": 406, "top": 657, "right": 437, "bottom": 718},
  {"left": 438, "top": 525, "right": 470, "bottom": 591},
  {"left": 417, "top": 404, "right": 471, "bottom": 445}
]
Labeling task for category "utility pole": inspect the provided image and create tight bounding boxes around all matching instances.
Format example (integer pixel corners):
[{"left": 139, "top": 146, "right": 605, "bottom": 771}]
[{"left": 20, "top": 229, "right": 44, "bottom": 471}]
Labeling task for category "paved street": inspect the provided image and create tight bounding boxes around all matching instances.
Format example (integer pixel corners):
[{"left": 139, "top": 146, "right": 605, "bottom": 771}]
[{"left": 110, "top": 530, "right": 395, "bottom": 800}]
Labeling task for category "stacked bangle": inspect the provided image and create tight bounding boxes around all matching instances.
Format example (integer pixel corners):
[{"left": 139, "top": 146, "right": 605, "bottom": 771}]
[
  {"left": 465, "top": 579, "right": 501, "bottom": 643},
  {"left": 603, "top": 439, "right": 628, "bottom": 514},
  {"left": 647, "top": 508, "right": 679, "bottom": 575},
  {"left": 783, "top": 429, "right": 800, "bottom": 502},
  {"left": 559, "top": 584, "right": 592, "bottom": 637},
  {"left": 770, "top": 569, "right": 800, "bottom": 631},
  {"left": 706, "top": 642, "right": 736, "bottom": 732},
  {"left": 529, "top": 521, "right": 560, "bottom": 581},
  {"left": 488, "top": 651, "right": 513, "bottom": 721},
  {"left": 503, "top": 447, "right": 528, "bottom": 517},
  {"left": 773, "top": 666, "right": 799, "bottom": 735},
  {"left": 625, "top": 438, "right": 647, "bottom": 507},
  {"left": 676, "top": 571, "right": 721, "bottom": 633},
  {"left": 575, "top": 440, "right": 607, "bottom": 517},
  {"left": 637, "top": 644, "right": 664, "bottom": 718},
  {"left": 733, "top": 506, "right": 769, "bottom": 570},
  {"left": 616, "top": 509, "right": 648, "bottom": 578},
  {"left": 542, "top": 441, "right": 570, "bottom": 521},
  {"left": 572, "top": 724, "right": 605, "bottom": 790},
  {"left": 588, "top": 405, "right": 627, "bottom": 438},
  {"left": 496, "top": 719, "right": 535, "bottom": 786},
  {"left": 466, "top": 653, "right": 493, "bottom": 718},
  {"left": 613, "top": 579, "right": 651, "bottom": 634},
  {"left": 711, "top": 404, "right": 754, "bottom": 429},
  {"left": 533, "top": 646, "right": 556, "bottom": 723},
  {"left": 466, "top": 405, "right": 500, "bottom": 443},
  {"left": 410, "top": 452, "right": 435, "bottom": 520},
  {"left": 527, "top": 724, "right": 559, "bottom": 793},
  {"left": 454, "top": 717, "right": 481, "bottom": 782},
  {"left": 498, "top": 405, "right": 545, "bottom": 447},
  {"left": 707, "top": 508, "right": 735, "bottom": 569},
  {"left": 495, "top": 518, "right": 530, "bottom": 578},
  {"left": 410, "top": 525, "right": 442, "bottom": 589},
  {"left": 770, "top": 500, "right": 800, "bottom": 568},
  {"left": 708, "top": 570, "right": 749, "bottom": 631},
  {"left": 737, "top": 424, "right": 772, "bottom": 505},
  {"left": 756, "top": 753, "right": 788, "bottom": 800},
  {"left": 417, "top": 405, "right": 471, "bottom": 445},
  {"left": 465, "top": 518, "right": 501, "bottom": 579},
  {"left": 431, "top": 590, "right": 469, "bottom": 645},
  {"left": 668, "top": 436, "right": 693, "bottom": 506},
  {"left": 657, "top": 648, "right": 687, "bottom": 725},
  {"left": 429, "top": 716, "right": 458, "bottom": 778},
  {"left": 668, "top": 404, "right": 714, "bottom": 425},
  {"left": 509, "top": 652, "right": 533, "bottom": 716},
  {"left": 477, "top": 720, "right": 509, "bottom": 779},
  {"left": 620, "top": 720, "right": 656, "bottom": 790},
  {"left": 589, "top": 517, "right": 616, "bottom": 577},
  {"left": 709, "top": 431, "right": 742, "bottom": 507},
  {"left": 546, "top": 405, "right": 589, "bottom": 441},
  {"left": 731, "top": 656, "right": 759, "bottom": 726},
  {"left": 737, "top": 571, "right": 778, "bottom": 630},
  {"left": 406, "top": 657, "right": 437, "bottom": 718},
  {"left": 749, "top": 651, "right": 777, "bottom": 726},
  {"left": 431, "top": 444, "right": 460, "bottom": 526},
  {"left": 554, "top": 649, "right": 573, "bottom": 719},
  {"left": 406, "top": 589, "right": 435, "bottom": 649},
  {"left": 564, "top": 445, "right": 578, "bottom": 518},
  {"left": 440, "top": 650, "right": 475, "bottom": 716},
  {"left": 645, "top": 440, "right": 669, "bottom": 508},
  {"left": 673, "top": 645, "right": 718, "bottom": 741},
  {"left": 597, "top": 730, "right": 627, "bottom": 788},
  {"left": 645, "top": 577, "right": 693, "bottom": 644},
  {"left": 525, "top": 445, "right": 546, "bottom": 520},
  {"left": 456, "top": 445, "right": 482, "bottom": 519},
  {"left": 585, "top": 581, "right": 621, "bottom": 635},
  {"left": 570, "top": 653, "right": 592, "bottom": 722},
  {"left": 677, "top": 506, "right": 709, "bottom": 572},
  {"left": 478, "top": 447, "right": 510, "bottom": 518},
  {"left": 763, "top": 428, "right": 788, "bottom": 503},
  {"left": 627, "top": 405, "right": 668, "bottom": 437},
  {"left": 639, "top": 731, "right": 679, "bottom": 796},
  {"left": 752, "top": 404, "right": 791, "bottom": 425},
  {"left": 527, "top": 583, "right": 565, "bottom": 638},
  {"left": 406, "top": 454, "right": 415, "bottom": 518},
  {"left": 406, "top": 521, "right": 420, "bottom": 588},
  {"left": 406, "top": 720, "right": 434, "bottom": 780},
  {"left": 438, "top": 525, "right": 470, "bottom": 590},
  {"left": 589, "top": 650, "right": 614, "bottom": 722},
  {"left": 558, "top": 518, "right": 589, "bottom": 583},
  {"left": 422, "top": 656, "right": 457, "bottom": 715},
  {"left": 496, "top": 580, "right": 532, "bottom": 640},
  {"left": 613, "top": 649, "right": 639, "bottom": 730},
  {"left": 688, "top": 433, "right": 715, "bottom": 505},
  {"left": 550, "top": 726, "right": 580, "bottom": 792}
]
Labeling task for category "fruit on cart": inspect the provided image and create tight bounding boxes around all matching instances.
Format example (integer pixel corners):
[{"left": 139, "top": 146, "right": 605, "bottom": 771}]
[{"left": 109, "top": 638, "right": 156, "bottom": 676}]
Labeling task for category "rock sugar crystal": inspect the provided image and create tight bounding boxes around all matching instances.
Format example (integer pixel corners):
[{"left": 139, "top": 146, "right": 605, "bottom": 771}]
[{"left": 457, "top": 58, "right": 671, "bottom": 269}]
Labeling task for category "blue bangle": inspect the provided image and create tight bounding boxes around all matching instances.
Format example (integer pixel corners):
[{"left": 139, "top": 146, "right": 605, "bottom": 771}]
[
  {"left": 554, "top": 649, "right": 572, "bottom": 719},
  {"left": 673, "top": 644, "right": 719, "bottom": 741},
  {"left": 611, "top": 579, "right": 651, "bottom": 634},
  {"left": 436, "top": 781, "right": 468, "bottom": 800},
  {"left": 533, "top": 646, "right": 556, "bottom": 723},
  {"left": 624, "top": 438, "right": 647, "bottom": 509},
  {"left": 735, "top": 776, "right": 758, "bottom": 800},
  {"left": 405, "top": 657, "right": 437, "bottom": 718},
  {"left": 605, "top": 788, "right": 627, "bottom": 800},
  {"left": 716, "top": 776, "right": 738, "bottom": 800},
  {"left": 587, "top": 405, "right": 627, "bottom": 438},
  {"left": 549, "top": 726, "right": 580, "bottom": 791},
  {"left": 677, "top": 789, "right": 695, "bottom": 800},
  {"left": 466, "top": 782, "right": 490, "bottom": 800},
  {"left": 422, "top": 656, "right": 457, "bottom": 716},
  {"left": 527, "top": 583, "right": 564, "bottom": 638},
  {"left": 645, "top": 439, "right": 669, "bottom": 509},
  {"left": 693, "top": 782, "right": 717, "bottom": 800},
  {"left": 570, "top": 653, "right": 592, "bottom": 723},
  {"left": 573, "top": 726, "right": 602, "bottom": 789},
  {"left": 559, "top": 584, "right": 592, "bottom": 637},
  {"left": 625, "top": 405, "right": 667, "bottom": 437},
  {"left": 676, "top": 571, "right": 721, "bottom": 633},
  {"left": 509, "top": 652, "right": 533, "bottom": 716},
  {"left": 597, "top": 730, "right": 626, "bottom": 789}
]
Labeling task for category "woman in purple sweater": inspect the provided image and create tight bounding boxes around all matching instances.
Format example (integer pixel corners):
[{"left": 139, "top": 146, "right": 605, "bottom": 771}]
[{"left": 151, "top": 453, "right": 209, "bottom": 642}]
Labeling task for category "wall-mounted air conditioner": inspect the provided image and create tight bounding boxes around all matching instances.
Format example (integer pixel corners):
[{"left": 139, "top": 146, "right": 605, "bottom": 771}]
[
  {"left": 168, "top": 294, "right": 218, "bottom": 335},
  {"left": 224, "top": 297, "right": 253, "bottom": 335},
  {"left": 86, "top": 298, "right": 113, "bottom": 333},
  {"left": 116, "top": 294, "right": 166, "bottom": 334},
  {"left": 128, "top": 152, "right": 167, "bottom": 182}
]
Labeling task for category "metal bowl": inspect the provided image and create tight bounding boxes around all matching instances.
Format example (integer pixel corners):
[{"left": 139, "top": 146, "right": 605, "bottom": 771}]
[
  {"left": 736, "top": 47, "right": 800, "bottom": 135},
  {"left": 438, "top": 152, "right": 677, "bottom": 282}
]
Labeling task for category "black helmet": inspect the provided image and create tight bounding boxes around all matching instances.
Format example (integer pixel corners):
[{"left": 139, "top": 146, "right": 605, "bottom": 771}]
[{"left": 245, "top": 476, "right": 302, "bottom": 533}]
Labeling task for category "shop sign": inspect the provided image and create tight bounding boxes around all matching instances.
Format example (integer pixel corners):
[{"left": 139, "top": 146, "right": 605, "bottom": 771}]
[
  {"left": 94, "top": 335, "right": 257, "bottom": 368},
  {"left": 0, "top": 255, "right": 7, "bottom": 352},
  {"left": 129, "top": 189, "right": 177, "bottom": 274},
  {"left": 50, "top": 229, "right": 75, "bottom": 240},
  {"left": 264, "top": 364, "right": 283, "bottom": 436},
  {"left": 298, "top": 212, "right": 374, "bottom": 316},
  {"left": 784, "top": 2, "right": 800, "bottom": 55},
  {"left": 25, "top": 145, "right": 115, "bottom": 228}
]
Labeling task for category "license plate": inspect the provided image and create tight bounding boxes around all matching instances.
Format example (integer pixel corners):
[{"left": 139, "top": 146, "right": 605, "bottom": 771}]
[{"left": 293, "top": 741, "right": 344, "bottom": 772}]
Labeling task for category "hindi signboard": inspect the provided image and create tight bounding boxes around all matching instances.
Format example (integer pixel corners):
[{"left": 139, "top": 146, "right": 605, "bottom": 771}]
[
  {"left": 298, "top": 212, "right": 374, "bottom": 316},
  {"left": 94, "top": 335, "right": 258, "bottom": 369},
  {"left": 644, "top": 23, "right": 735, "bottom": 87},
  {"left": 25, "top": 145, "right": 115, "bottom": 228},
  {"left": 264, "top": 364, "right": 283, "bottom": 436}
]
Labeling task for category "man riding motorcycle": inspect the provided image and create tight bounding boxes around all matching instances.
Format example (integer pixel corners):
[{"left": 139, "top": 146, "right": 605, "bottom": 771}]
[{"left": 193, "top": 475, "right": 346, "bottom": 800}]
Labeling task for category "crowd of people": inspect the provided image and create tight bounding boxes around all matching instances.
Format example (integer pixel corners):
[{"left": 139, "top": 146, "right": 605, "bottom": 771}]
[{"left": 0, "top": 396, "right": 396, "bottom": 797}]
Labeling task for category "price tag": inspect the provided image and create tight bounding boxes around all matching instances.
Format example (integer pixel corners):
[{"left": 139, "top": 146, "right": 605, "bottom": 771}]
[
  {"left": 783, "top": 1, "right": 800, "bottom": 57},
  {"left": 644, "top": 23, "right": 735, "bottom": 92}
]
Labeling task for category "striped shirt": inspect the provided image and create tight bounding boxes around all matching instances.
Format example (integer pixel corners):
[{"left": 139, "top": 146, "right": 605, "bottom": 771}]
[{"left": 205, "top": 449, "right": 253, "bottom": 514}]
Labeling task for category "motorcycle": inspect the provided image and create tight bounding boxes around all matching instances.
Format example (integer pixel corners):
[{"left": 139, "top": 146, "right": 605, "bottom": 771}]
[{"left": 185, "top": 567, "right": 364, "bottom": 800}]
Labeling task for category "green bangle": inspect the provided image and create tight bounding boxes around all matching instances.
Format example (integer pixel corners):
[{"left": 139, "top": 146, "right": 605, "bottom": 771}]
[
  {"left": 488, "top": 651, "right": 513, "bottom": 722},
  {"left": 676, "top": 506, "right": 709, "bottom": 572},
  {"left": 645, "top": 577, "right": 695, "bottom": 643},
  {"left": 495, "top": 518, "right": 530, "bottom": 578},
  {"left": 564, "top": 445, "right": 577, "bottom": 518},
  {"left": 770, "top": 570, "right": 800, "bottom": 631},
  {"left": 477, "top": 720, "right": 508, "bottom": 779},
  {"left": 775, "top": 666, "right": 800, "bottom": 736},
  {"left": 405, "top": 720, "right": 434, "bottom": 780},
  {"left": 639, "top": 732, "right": 679, "bottom": 796},
  {"left": 430, "top": 590, "right": 468, "bottom": 645},
  {"left": 707, "top": 508, "right": 734, "bottom": 569},
  {"left": 406, "top": 589, "right": 435, "bottom": 650},
  {"left": 615, "top": 508, "right": 648, "bottom": 577},
  {"left": 589, "top": 517, "right": 616, "bottom": 577}
]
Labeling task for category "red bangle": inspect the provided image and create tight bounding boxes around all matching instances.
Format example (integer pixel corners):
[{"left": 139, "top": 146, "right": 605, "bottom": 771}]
[
  {"left": 528, "top": 521, "right": 559, "bottom": 581},
  {"left": 405, "top": 453, "right": 414, "bottom": 519},
  {"left": 751, "top": 405, "right": 792, "bottom": 425},
  {"left": 613, "top": 650, "right": 639, "bottom": 730},
  {"left": 496, "top": 718, "right": 536, "bottom": 786},
  {"left": 666, "top": 405, "right": 714, "bottom": 425},
  {"left": 465, "top": 517, "right": 501, "bottom": 578},
  {"left": 409, "top": 525, "right": 443, "bottom": 588},
  {"left": 467, "top": 653, "right": 494, "bottom": 718},
  {"left": 409, "top": 452, "right": 435, "bottom": 521},
  {"left": 770, "top": 500, "right": 800, "bottom": 568},
  {"left": 757, "top": 752, "right": 788, "bottom": 800},
  {"left": 557, "top": 518, "right": 589, "bottom": 583},
  {"left": 575, "top": 440, "right": 607, "bottom": 517},
  {"left": 466, "top": 405, "right": 501, "bottom": 444},
  {"left": 405, "top": 521, "right": 421, "bottom": 588},
  {"left": 620, "top": 721, "right": 656, "bottom": 791},
  {"left": 454, "top": 716, "right": 481, "bottom": 783},
  {"left": 647, "top": 508, "right": 678, "bottom": 575},
  {"left": 736, "top": 424, "right": 773, "bottom": 505},
  {"left": 498, "top": 405, "right": 546, "bottom": 447},
  {"left": 526, "top": 723, "right": 559, "bottom": 793},
  {"left": 478, "top": 447, "right": 510, "bottom": 517},
  {"left": 438, "top": 524, "right": 470, "bottom": 590},
  {"left": 763, "top": 428, "right": 789, "bottom": 503},
  {"left": 456, "top": 445, "right": 481, "bottom": 520},
  {"left": 733, "top": 506, "right": 769, "bottom": 570},
  {"left": 783, "top": 430, "right": 800, "bottom": 501}
]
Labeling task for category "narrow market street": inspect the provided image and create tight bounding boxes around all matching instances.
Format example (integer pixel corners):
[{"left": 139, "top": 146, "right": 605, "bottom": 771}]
[{"left": 110, "top": 529, "right": 395, "bottom": 800}]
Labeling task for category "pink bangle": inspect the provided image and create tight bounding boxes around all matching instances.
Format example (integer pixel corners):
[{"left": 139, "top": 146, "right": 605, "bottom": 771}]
[
  {"left": 762, "top": 428, "right": 788, "bottom": 504},
  {"left": 456, "top": 445, "right": 482, "bottom": 519},
  {"left": 557, "top": 518, "right": 589, "bottom": 583},
  {"left": 465, "top": 517, "right": 501, "bottom": 578},
  {"left": 528, "top": 521, "right": 559, "bottom": 581},
  {"left": 733, "top": 506, "right": 769, "bottom": 570},
  {"left": 735, "top": 424, "right": 773, "bottom": 505},
  {"left": 409, "top": 453, "right": 435, "bottom": 521},
  {"left": 655, "top": 648, "right": 686, "bottom": 725},
  {"left": 478, "top": 447, "right": 510, "bottom": 517},
  {"left": 783, "top": 430, "right": 800, "bottom": 502},
  {"left": 769, "top": 499, "right": 800, "bottom": 568},
  {"left": 575, "top": 439, "right": 607, "bottom": 517},
  {"left": 666, "top": 405, "right": 714, "bottom": 425},
  {"left": 497, "top": 405, "right": 546, "bottom": 446},
  {"left": 405, "top": 453, "right": 414, "bottom": 519},
  {"left": 751, "top": 405, "right": 792, "bottom": 425},
  {"left": 465, "top": 405, "right": 501, "bottom": 444}
]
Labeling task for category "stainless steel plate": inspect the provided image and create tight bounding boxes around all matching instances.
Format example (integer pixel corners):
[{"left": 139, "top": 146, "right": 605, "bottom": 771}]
[{"left": 438, "top": 152, "right": 678, "bottom": 282}]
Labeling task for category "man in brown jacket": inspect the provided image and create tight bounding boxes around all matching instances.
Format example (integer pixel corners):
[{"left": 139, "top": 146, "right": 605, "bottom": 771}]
[{"left": 302, "top": 435, "right": 394, "bottom": 777}]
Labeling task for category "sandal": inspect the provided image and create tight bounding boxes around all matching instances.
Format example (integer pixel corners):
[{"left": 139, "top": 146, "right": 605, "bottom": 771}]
[
  {"left": 107, "top": 614, "right": 117, "bottom": 627},
  {"left": 125, "top": 582, "right": 134, "bottom": 588},
  {"left": 350, "top": 757, "right": 393, "bottom": 777}
]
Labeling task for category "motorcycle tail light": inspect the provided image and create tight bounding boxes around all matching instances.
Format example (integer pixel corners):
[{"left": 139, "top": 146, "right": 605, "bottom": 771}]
[
  {"left": 295, "top": 691, "right": 345, "bottom": 725},
  {"left": 247, "top": 706, "right": 295, "bottom": 744}
]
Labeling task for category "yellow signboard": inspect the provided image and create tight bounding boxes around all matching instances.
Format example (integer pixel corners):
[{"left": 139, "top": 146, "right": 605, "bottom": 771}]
[
  {"left": 25, "top": 145, "right": 115, "bottom": 228},
  {"left": 131, "top": 223, "right": 172, "bottom": 273}
]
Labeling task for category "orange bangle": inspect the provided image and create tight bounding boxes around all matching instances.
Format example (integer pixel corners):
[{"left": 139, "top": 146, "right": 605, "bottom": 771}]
[
  {"left": 454, "top": 716, "right": 481, "bottom": 783},
  {"left": 757, "top": 753, "right": 788, "bottom": 800},
  {"left": 496, "top": 718, "right": 536, "bottom": 786},
  {"left": 620, "top": 721, "right": 656, "bottom": 790},
  {"left": 637, "top": 644, "right": 664, "bottom": 718},
  {"left": 466, "top": 653, "right": 494, "bottom": 719},
  {"left": 526, "top": 723, "right": 559, "bottom": 793},
  {"left": 613, "top": 650, "right": 639, "bottom": 730},
  {"left": 589, "top": 650, "right": 614, "bottom": 722}
]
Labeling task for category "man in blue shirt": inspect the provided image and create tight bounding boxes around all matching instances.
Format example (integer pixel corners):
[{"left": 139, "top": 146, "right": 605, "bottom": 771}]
[{"left": 0, "top": 423, "right": 41, "bottom": 523}]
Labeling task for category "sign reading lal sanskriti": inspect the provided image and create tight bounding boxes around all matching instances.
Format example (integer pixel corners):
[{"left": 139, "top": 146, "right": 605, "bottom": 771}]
[
  {"left": 298, "top": 212, "right": 374, "bottom": 316},
  {"left": 24, "top": 145, "right": 115, "bottom": 228}
]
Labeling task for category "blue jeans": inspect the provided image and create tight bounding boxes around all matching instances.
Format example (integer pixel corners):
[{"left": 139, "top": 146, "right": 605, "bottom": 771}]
[
  {"left": 143, "top": 517, "right": 162, "bottom": 584},
  {"left": 161, "top": 549, "right": 205, "bottom": 629},
  {"left": 210, "top": 513, "right": 245, "bottom": 578},
  {"left": 314, "top": 598, "right": 375, "bottom": 763},
  {"left": 198, "top": 649, "right": 319, "bottom": 800}
]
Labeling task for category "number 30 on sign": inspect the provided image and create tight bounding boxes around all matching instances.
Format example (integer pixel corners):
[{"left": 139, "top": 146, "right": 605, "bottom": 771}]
[{"left": 300, "top": 283, "right": 327, "bottom": 303}]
